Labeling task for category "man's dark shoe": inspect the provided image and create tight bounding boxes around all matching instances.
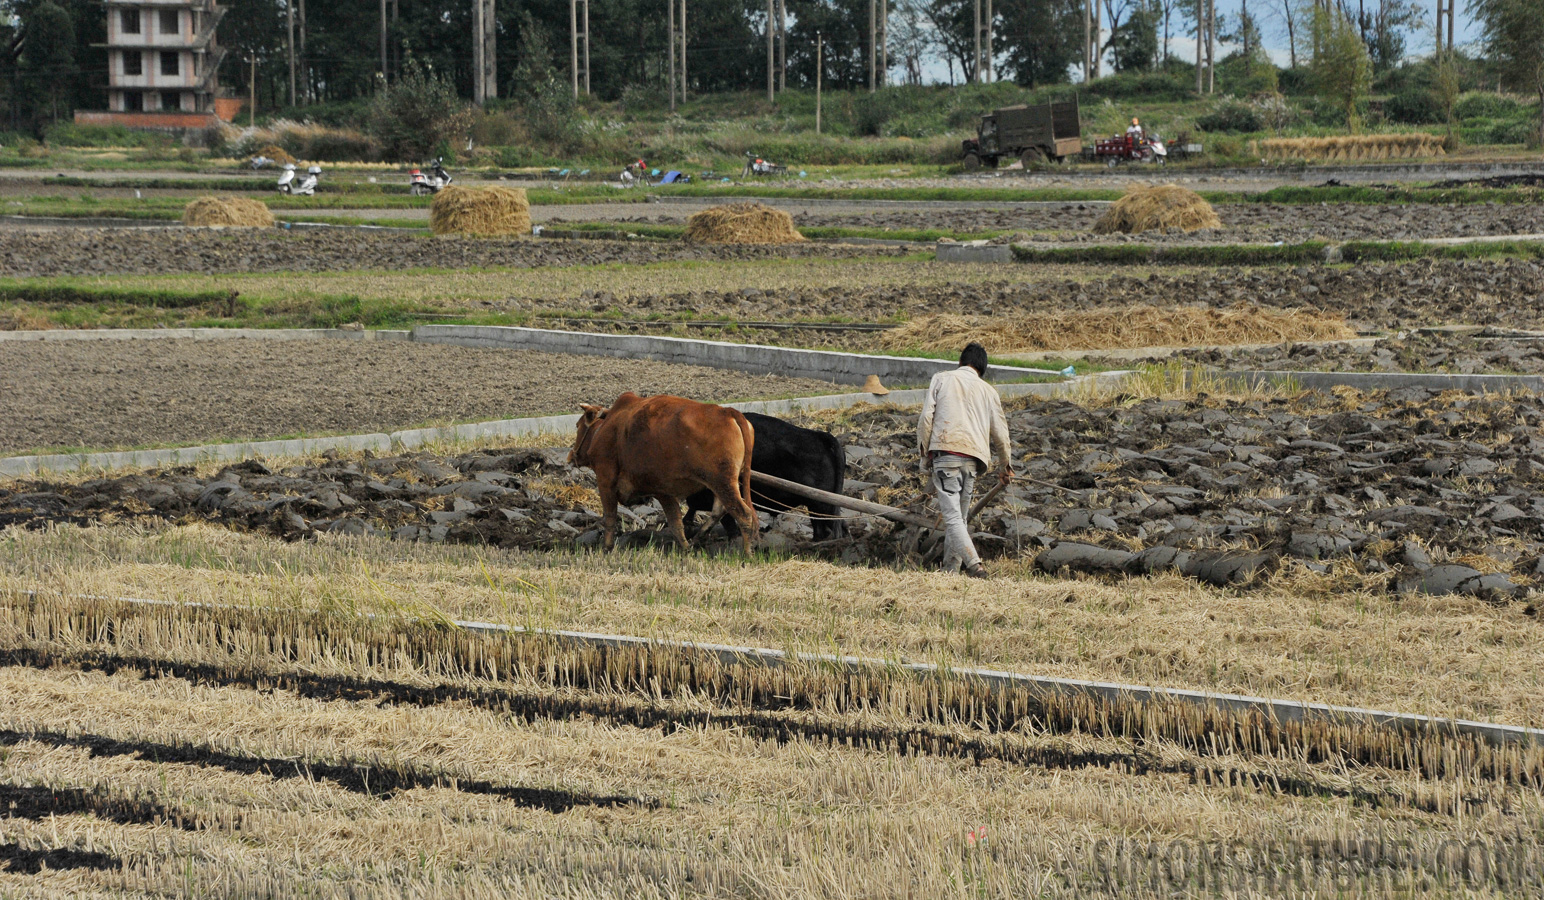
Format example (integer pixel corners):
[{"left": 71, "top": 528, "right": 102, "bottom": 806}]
[{"left": 964, "top": 564, "right": 989, "bottom": 579}]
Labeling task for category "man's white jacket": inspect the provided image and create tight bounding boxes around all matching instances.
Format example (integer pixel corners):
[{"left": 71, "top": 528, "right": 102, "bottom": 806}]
[{"left": 916, "top": 366, "right": 1012, "bottom": 473}]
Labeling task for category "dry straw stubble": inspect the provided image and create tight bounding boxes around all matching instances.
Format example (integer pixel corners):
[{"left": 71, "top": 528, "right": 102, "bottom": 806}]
[
  {"left": 683, "top": 202, "right": 807, "bottom": 244},
  {"left": 430, "top": 185, "right": 532, "bottom": 237},
  {"left": 1257, "top": 134, "right": 1446, "bottom": 161},
  {"left": 1092, "top": 184, "right": 1222, "bottom": 235},
  {"left": 884, "top": 304, "right": 1354, "bottom": 353},
  {"left": 181, "top": 196, "right": 276, "bottom": 228}
]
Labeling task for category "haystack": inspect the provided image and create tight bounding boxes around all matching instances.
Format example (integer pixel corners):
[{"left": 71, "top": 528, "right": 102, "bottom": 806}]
[
  {"left": 683, "top": 202, "right": 806, "bottom": 244},
  {"left": 257, "top": 144, "right": 297, "bottom": 166},
  {"left": 881, "top": 305, "right": 1355, "bottom": 354},
  {"left": 429, "top": 185, "right": 531, "bottom": 236},
  {"left": 182, "top": 195, "right": 276, "bottom": 228},
  {"left": 1092, "top": 185, "right": 1221, "bottom": 235}
]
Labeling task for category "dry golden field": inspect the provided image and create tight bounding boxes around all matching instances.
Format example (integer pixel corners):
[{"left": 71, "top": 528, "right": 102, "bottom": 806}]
[{"left": 0, "top": 524, "right": 1540, "bottom": 897}]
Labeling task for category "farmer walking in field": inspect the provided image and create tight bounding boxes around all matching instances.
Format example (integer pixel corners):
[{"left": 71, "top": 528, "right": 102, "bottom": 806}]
[{"left": 917, "top": 343, "right": 1013, "bottom": 578}]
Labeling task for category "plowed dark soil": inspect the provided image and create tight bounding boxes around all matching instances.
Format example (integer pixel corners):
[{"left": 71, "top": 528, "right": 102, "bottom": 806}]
[
  {"left": 548, "top": 202, "right": 1544, "bottom": 242},
  {"left": 5, "top": 388, "right": 1544, "bottom": 602},
  {"left": 0, "top": 338, "right": 837, "bottom": 454},
  {"left": 527, "top": 258, "right": 1544, "bottom": 351},
  {"left": 0, "top": 229, "right": 914, "bottom": 278}
]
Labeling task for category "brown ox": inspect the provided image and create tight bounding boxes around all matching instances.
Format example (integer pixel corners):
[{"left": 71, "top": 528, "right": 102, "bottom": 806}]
[{"left": 569, "top": 392, "right": 758, "bottom": 552}]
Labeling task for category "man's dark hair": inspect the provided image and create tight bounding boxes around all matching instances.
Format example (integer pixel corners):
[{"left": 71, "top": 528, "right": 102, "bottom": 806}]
[{"left": 960, "top": 342, "right": 988, "bottom": 377}]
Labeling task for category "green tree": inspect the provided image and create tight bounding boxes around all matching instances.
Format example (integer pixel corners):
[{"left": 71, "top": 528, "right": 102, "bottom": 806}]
[
  {"left": 1310, "top": 5, "right": 1371, "bottom": 131},
  {"left": 367, "top": 57, "right": 475, "bottom": 162},
  {"left": 1110, "top": 0, "right": 1160, "bottom": 72},
  {"left": 999, "top": 0, "right": 1082, "bottom": 86},
  {"left": 19, "top": 1, "right": 74, "bottom": 122},
  {"left": 1471, "top": 0, "right": 1544, "bottom": 148}
]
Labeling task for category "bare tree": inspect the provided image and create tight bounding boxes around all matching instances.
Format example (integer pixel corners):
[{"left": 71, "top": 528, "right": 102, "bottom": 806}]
[
  {"left": 889, "top": 0, "right": 935, "bottom": 85},
  {"left": 1259, "top": 0, "right": 1304, "bottom": 67},
  {"left": 1155, "top": 0, "right": 1182, "bottom": 63},
  {"left": 1100, "top": 0, "right": 1134, "bottom": 64}
]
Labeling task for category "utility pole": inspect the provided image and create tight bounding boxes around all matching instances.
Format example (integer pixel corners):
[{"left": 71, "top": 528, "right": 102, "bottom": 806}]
[
  {"left": 581, "top": 0, "right": 590, "bottom": 95},
  {"left": 972, "top": 0, "right": 980, "bottom": 83},
  {"left": 380, "top": 0, "right": 388, "bottom": 85},
  {"left": 777, "top": 0, "right": 786, "bottom": 93},
  {"left": 570, "top": 0, "right": 579, "bottom": 97},
  {"left": 983, "top": 0, "right": 991, "bottom": 82},
  {"left": 869, "top": 0, "right": 877, "bottom": 90},
  {"left": 679, "top": 0, "right": 687, "bottom": 100},
  {"left": 668, "top": 0, "right": 676, "bottom": 111},
  {"left": 1435, "top": 0, "right": 1454, "bottom": 54},
  {"left": 286, "top": 0, "right": 295, "bottom": 107},
  {"left": 767, "top": 0, "right": 774, "bottom": 101},
  {"left": 472, "top": 0, "right": 496, "bottom": 104},
  {"left": 815, "top": 31, "right": 822, "bottom": 133},
  {"left": 248, "top": 53, "right": 256, "bottom": 127},
  {"left": 1084, "top": 0, "right": 1091, "bottom": 82}
]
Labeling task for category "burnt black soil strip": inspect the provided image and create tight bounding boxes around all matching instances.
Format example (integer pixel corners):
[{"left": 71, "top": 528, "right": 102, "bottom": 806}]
[
  {"left": 0, "top": 725, "right": 651, "bottom": 813},
  {"left": 0, "top": 843, "right": 120, "bottom": 874},
  {"left": 0, "top": 647, "right": 1470, "bottom": 814},
  {"left": 0, "top": 783, "right": 203, "bottom": 832}
]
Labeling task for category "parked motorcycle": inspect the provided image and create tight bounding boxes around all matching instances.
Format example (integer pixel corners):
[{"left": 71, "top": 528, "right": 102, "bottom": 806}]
[
  {"left": 409, "top": 158, "right": 453, "bottom": 196},
  {"left": 277, "top": 163, "right": 321, "bottom": 195}
]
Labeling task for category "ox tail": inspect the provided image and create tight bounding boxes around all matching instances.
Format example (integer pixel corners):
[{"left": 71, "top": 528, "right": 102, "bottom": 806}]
[{"left": 735, "top": 411, "right": 758, "bottom": 530}]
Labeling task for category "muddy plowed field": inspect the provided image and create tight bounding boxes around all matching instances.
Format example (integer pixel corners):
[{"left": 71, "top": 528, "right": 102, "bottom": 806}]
[
  {"left": 1176, "top": 329, "right": 1544, "bottom": 374},
  {"left": 7, "top": 388, "right": 1543, "bottom": 602},
  {"left": 0, "top": 338, "right": 836, "bottom": 454},
  {"left": 0, "top": 229, "right": 913, "bottom": 278},
  {"left": 548, "top": 201, "right": 1544, "bottom": 242},
  {"left": 538, "top": 259, "right": 1544, "bottom": 350}
]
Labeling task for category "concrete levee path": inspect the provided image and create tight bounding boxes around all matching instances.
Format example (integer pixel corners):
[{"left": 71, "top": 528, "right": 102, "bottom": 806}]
[{"left": 939, "top": 231, "right": 1544, "bottom": 263}]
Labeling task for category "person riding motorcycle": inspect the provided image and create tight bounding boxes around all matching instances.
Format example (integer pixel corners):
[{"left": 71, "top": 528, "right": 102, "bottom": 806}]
[{"left": 1126, "top": 117, "right": 1145, "bottom": 142}]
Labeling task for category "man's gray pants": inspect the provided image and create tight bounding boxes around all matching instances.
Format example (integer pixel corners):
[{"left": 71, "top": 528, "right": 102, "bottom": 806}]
[{"left": 930, "top": 456, "right": 979, "bottom": 572}]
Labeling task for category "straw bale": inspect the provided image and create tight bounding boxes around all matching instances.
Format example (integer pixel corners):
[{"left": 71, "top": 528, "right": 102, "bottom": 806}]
[
  {"left": 1091, "top": 185, "right": 1222, "bottom": 235},
  {"left": 258, "top": 144, "right": 297, "bottom": 166},
  {"left": 181, "top": 195, "right": 276, "bottom": 228},
  {"left": 1259, "top": 134, "right": 1445, "bottom": 161},
  {"left": 683, "top": 202, "right": 807, "bottom": 244},
  {"left": 881, "top": 304, "right": 1355, "bottom": 353},
  {"left": 429, "top": 185, "right": 531, "bottom": 237}
]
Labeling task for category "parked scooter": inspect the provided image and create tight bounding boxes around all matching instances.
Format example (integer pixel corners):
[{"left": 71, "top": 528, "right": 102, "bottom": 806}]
[
  {"left": 409, "top": 158, "right": 453, "bottom": 196},
  {"left": 277, "top": 163, "right": 321, "bottom": 195}
]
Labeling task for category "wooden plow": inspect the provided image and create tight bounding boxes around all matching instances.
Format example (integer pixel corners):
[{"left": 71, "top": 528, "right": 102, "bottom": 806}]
[{"left": 750, "top": 471, "right": 1006, "bottom": 564}]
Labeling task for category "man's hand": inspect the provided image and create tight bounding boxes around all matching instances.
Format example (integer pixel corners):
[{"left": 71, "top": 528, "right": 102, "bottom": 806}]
[{"left": 998, "top": 465, "right": 1014, "bottom": 486}]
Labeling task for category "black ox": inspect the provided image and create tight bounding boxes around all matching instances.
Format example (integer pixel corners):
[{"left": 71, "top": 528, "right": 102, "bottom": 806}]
[{"left": 686, "top": 412, "right": 846, "bottom": 541}]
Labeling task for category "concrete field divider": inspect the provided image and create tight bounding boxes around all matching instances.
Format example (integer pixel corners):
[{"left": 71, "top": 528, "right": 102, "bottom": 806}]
[
  {"left": 407, "top": 324, "right": 1065, "bottom": 386},
  {"left": 0, "top": 378, "right": 1126, "bottom": 478}
]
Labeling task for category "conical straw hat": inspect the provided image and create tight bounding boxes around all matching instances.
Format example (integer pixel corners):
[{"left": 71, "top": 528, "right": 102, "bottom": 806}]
[{"left": 862, "top": 374, "right": 890, "bottom": 395}]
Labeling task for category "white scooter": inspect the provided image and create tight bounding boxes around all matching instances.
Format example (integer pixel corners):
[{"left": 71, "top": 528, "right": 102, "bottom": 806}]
[
  {"left": 277, "top": 163, "right": 320, "bottom": 195},
  {"left": 409, "top": 158, "right": 452, "bottom": 196}
]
